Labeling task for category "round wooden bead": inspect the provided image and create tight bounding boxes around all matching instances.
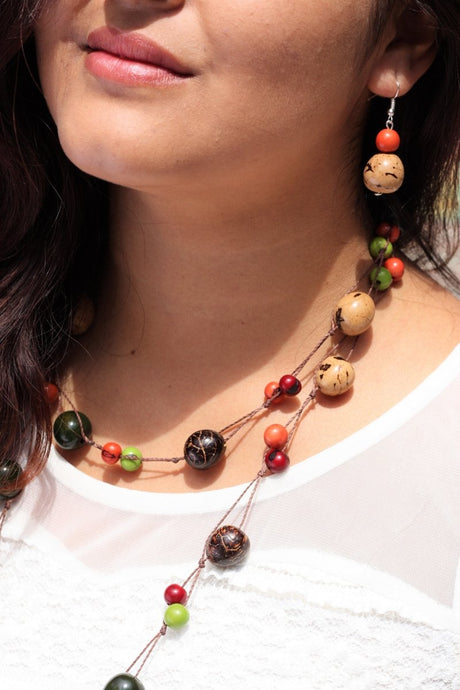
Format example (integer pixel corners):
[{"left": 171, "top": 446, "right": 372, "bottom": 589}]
[
  {"left": 0, "top": 460, "right": 23, "bottom": 499},
  {"left": 278, "top": 375, "right": 301, "bottom": 396},
  {"left": 164, "top": 603, "right": 190, "bottom": 628},
  {"left": 71, "top": 296, "right": 95, "bottom": 336},
  {"left": 369, "top": 266, "right": 393, "bottom": 291},
  {"left": 206, "top": 525, "right": 250, "bottom": 567},
  {"left": 263, "top": 424, "right": 288, "bottom": 449},
  {"left": 104, "top": 674, "right": 145, "bottom": 690},
  {"left": 334, "top": 292, "right": 375, "bottom": 336},
  {"left": 375, "top": 128, "right": 400, "bottom": 152},
  {"left": 164, "top": 583, "right": 187, "bottom": 605},
  {"left": 44, "top": 382, "right": 59, "bottom": 405},
  {"left": 384, "top": 256, "right": 405, "bottom": 281},
  {"left": 369, "top": 236, "right": 393, "bottom": 260},
  {"left": 264, "top": 449, "right": 290, "bottom": 473},
  {"left": 315, "top": 356, "right": 355, "bottom": 396},
  {"left": 102, "top": 442, "right": 122, "bottom": 465},
  {"left": 363, "top": 153, "right": 404, "bottom": 194},
  {"left": 53, "top": 411, "right": 92, "bottom": 450},
  {"left": 120, "top": 447, "right": 142, "bottom": 472},
  {"left": 184, "top": 430, "right": 226, "bottom": 470}
]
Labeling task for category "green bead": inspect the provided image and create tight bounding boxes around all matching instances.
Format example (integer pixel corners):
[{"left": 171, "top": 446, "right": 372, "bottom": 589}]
[
  {"left": 369, "top": 236, "right": 393, "bottom": 260},
  {"left": 164, "top": 603, "right": 190, "bottom": 628},
  {"left": 120, "top": 447, "right": 142, "bottom": 472},
  {"left": 104, "top": 673, "right": 145, "bottom": 690},
  {"left": 0, "top": 460, "right": 23, "bottom": 499},
  {"left": 369, "top": 266, "right": 393, "bottom": 291},
  {"left": 53, "top": 411, "right": 92, "bottom": 450}
]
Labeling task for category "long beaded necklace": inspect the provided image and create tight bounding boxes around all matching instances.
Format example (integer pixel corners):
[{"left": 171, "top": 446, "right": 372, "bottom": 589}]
[{"left": 0, "top": 221, "right": 404, "bottom": 690}]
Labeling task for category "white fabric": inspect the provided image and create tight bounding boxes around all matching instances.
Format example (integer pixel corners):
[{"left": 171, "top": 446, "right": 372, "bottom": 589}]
[{"left": 1, "top": 346, "right": 460, "bottom": 689}]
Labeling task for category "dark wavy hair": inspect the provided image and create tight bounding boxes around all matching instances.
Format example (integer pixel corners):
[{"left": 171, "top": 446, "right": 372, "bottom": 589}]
[{"left": 0, "top": 0, "right": 459, "bottom": 493}]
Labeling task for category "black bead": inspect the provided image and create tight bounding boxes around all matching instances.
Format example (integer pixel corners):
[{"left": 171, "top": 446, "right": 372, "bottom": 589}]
[
  {"left": 206, "top": 525, "right": 250, "bottom": 567},
  {"left": 53, "top": 410, "right": 92, "bottom": 450},
  {"left": 0, "top": 460, "right": 23, "bottom": 499},
  {"left": 104, "top": 673, "right": 145, "bottom": 690},
  {"left": 184, "top": 430, "right": 226, "bottom": 470}
]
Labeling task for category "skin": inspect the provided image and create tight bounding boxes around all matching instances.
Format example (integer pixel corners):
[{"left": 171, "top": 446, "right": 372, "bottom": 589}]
[{"left": 35, "top": 0, "right": 459, "bottom": 492}]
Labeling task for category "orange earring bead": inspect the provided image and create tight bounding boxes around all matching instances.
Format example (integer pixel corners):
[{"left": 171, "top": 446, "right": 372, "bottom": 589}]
[
  {"left": 263, "top": 424, "right": 288, "bottom": 450},
  {"left": 383, "top": 256, "right": 405, "bottom": 281},
  {"left": 375, "top": 128, "right": 400, "bottom": 152},
  {"left": 264, "top": 381, "right": 284, "bottom": 404}
]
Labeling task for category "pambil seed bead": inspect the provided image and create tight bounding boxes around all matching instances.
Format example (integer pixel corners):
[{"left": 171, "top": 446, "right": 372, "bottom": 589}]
[
  {"left": 334, "top": 292, "right": 375, "bottom": 336},
  {"left": 375, "top": 128, "right": 400, "bottom": 152},
  {"left": 384, "top": 256, "right": 405, "bottom": 281},
  {"left": 369, "top": 266, "right": 393, "bottom": 291},
  {"left": 104, "top": 673, "right": 145, "bottom": 690},
  {"left": 279, "top": 374, "right": 302, "bottom": 396},
  {"left": 71, "top": 295, "right": 95, "bottom": 336},
  {"left": 206, "top": 525, "right": 250, "bottom": 567},
  {"left": 264, "top": 449, "right": 290, "bottom": 473},
  {"left": 263, "top": 424, "right": 288, "bottom": 449},
  {"left": 376, "top": 222, "right": 400, "bottom": 244},
  {"left": 120, "top": 447, "right": 142, "bottom": 472},
  {"left": 315, "top": 356, "right": 355, "bottom": 396},
  {"left": 53, "top": 410, "right": 92, "bottom": 450},
  {"left": 369, "top": 236, "right": 393, "bottom": 260},
  {"left": 102, "top": 442, "right": 122, "bottom": 465},
  {"left": 363, "top": 153, "right": 404, "bottom": 194},
  {"left": 164, "top": 603, "right": 190, "bottom": 628},
  {"left": 184, "top": 430, "right": 226, "bottom": 470},
  {"left": 164, "top": 583, "right": 187, "bottom": 605},
  {"left": 44, "top": 382, "right": 59, "bottom": 405},
  {"left": 0, "top": 460, "right": 23, "bottom": 499}
]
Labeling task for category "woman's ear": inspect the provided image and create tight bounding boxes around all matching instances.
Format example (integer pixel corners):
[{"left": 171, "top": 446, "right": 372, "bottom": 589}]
[{"left": 367, "top": 2, "right": 437, "bottom": 97}]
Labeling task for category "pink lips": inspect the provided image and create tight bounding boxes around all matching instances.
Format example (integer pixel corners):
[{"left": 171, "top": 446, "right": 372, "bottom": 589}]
[{"left": 85, "top": 27, "right": 194, "bottom": 86}]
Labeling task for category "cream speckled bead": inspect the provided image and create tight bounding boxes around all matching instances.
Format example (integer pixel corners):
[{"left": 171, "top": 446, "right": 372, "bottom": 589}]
[
  {"left": 71, "top": 296, "right": 95, "bottom": 336},
  {"left": 334, "top": 291, "right": 375, "bottom": 336},
  {"left": 363, "top": 153, "right": 404, "bottom": 194},
  {"left": 315, "top": 356, "right": 355, "bottom": 396}
]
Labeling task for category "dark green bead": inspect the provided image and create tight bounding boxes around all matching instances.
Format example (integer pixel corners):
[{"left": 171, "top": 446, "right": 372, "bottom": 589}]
[
  {"left": 104, "top": 674, "right": 145, "bottom": 690},
  {"left": 0, "top": 460, "right": 23, "bottom": 499},
  {"left": 53, "top": 410, "right": 92, "bottom": 450},
  {"left": 369, "top": 266, "right": 393, "bottom": 291}
]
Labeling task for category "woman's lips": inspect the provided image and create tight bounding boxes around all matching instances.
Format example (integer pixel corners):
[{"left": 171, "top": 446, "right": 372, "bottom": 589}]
[{"left": 85, "top": 27, "right": 194, "bottom": 86}]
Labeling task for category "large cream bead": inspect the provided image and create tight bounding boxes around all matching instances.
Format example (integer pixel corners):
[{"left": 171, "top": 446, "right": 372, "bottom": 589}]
[
  {"left": 71, "top": 295, "right": 95, "bottom": 336},
  {"left": 315, "top": 356, "right": 355, "bottom": 396},
  {"left": 363, "top": 153, "right": 404, "bottom": 194},
  {"left": 334, "top": 291, "right": 375, "bottom": 336}
]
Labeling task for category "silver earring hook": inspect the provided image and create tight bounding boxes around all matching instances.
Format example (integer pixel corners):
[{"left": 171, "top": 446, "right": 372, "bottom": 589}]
[{"left": 386, "top": 81, "right": 400, "bottom": 130}]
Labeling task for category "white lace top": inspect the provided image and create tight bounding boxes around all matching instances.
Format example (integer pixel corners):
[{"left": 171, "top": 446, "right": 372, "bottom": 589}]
[{"left": 1, "top": 346, "right": 459, "bottom": 690}]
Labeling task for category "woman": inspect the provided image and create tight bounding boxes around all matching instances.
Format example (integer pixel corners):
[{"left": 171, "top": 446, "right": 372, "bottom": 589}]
[{"left": 1, "top": 0, "right": 459, "bottom": 687}]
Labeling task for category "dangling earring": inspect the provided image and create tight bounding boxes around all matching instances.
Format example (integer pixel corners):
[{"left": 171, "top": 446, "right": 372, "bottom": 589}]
[{"left": 363, "top": 82, "right": 404, "bottom": 196}]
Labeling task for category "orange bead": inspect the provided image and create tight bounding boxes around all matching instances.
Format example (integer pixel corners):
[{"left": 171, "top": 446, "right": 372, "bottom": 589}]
[
  {"left": 376, "top": 222, "right": 400, "bottom": 243},
  {"left": 44, "top": 382, "right": 59, "bottom": 405},
  {"left": 383, "top": 257, "right": 405, "bottom": 281},
  {"left": 375, "top": 128, "right": 400, "bottom": 152},
  {"left": 263, "top": 423, "right": 288, "bottom": 449},
  {"left": 102, "top": 442, "right": 122, "bottom": 465},
  {"left": 264, "top": 381, "right": 284, "bottom": 404}
]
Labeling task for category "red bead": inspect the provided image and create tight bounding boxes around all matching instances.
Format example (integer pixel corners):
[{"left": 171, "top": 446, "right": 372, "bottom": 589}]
[
  {"left": 263, "top": 424, "right": 288, "bottom": 449},
  {"left": 375, "top": 128, "right": 400, "bottom": 152},
  {"left": 44, "top": 382, "right": 59, "bottom": 405},
  {"left": 264, "top": 449, "right": 290, "bottom": 473},
  {"left": 383, "top": 257, "right": 405, "bottom": 280},
  {"left": 101, "top": 442, "right": 122, "bottom": 465},
  {"left": 376, "top": 222, "right": 400, "bottom": 243},
  {"left": 164, "top": 583, "right": 187, "bottom": 605},
  {"left": 278, "top": 375, "right": 301, "bottom": 396},
  {"left": 264, "top": 381, "right": 284, "bottom": 404}
]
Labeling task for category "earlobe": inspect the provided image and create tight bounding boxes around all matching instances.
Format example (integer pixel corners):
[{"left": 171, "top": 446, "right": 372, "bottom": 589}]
[{"left": 367, "top": 4, "right": 437, "bottom": 97}]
